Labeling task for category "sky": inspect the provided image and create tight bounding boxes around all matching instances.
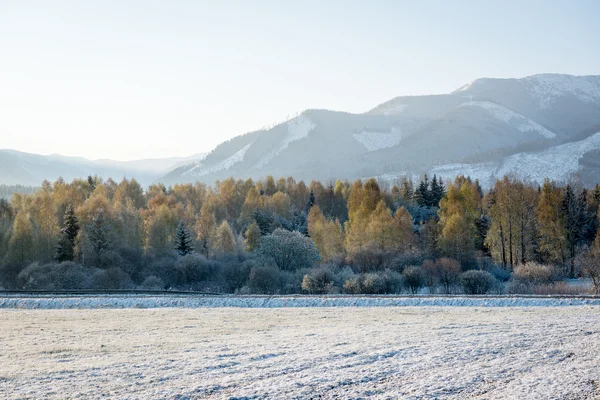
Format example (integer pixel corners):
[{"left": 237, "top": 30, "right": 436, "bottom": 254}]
[{"left": 0, "top": 0, "right": 599, "bottom": 161}]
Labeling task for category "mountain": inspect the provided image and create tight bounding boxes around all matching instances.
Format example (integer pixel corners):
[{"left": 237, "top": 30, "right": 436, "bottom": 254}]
[
  {"left": 163, "top": 73, "right": 600, "bottom": 187},
  {"left": 0, "top": 150, "right": 206, "bottom": 187}
]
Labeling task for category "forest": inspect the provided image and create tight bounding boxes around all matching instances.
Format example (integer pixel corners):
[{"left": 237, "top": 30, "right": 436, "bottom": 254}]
[{"left": 0, "top": 174, "right": 599, "bottom": 295}]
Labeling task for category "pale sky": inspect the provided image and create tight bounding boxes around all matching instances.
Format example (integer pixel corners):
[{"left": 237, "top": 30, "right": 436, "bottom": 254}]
[{"left": 1, "top": 0, "right": 599, "bottom": 161}]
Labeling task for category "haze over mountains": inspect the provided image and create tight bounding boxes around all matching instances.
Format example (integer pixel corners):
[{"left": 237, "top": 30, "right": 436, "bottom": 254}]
[
  {"left": 3, "top": 73, "right": 600, "bottom": 188},
  {"left": 0, "top": 150, "right": 206, "bottom": 187}
]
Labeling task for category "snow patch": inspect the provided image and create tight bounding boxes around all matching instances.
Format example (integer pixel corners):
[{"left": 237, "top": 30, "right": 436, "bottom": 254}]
[
  {"left": 184, "top": 143, "right": 252, "bottom": 177},
  {"left": 525, "top": 74, "right": 600, "bottom": 109},
  {"left": 353, "top": 127, "right": 403, "bottom": 151},
  {"left": 496, "top": 131, "right": 600, "bottom": 183},
  {"left": 253, "top": 116, "right": 315, "bottom": 168},
  {"left": 459, "top": 101, "right": 556, "bottom": 139},
  {"left": 431, "top": 131, "right": 600, "bottom": 187}
]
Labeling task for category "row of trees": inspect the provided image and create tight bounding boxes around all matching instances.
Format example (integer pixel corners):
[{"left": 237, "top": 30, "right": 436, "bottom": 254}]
[{"left": 0, "top": 173, "right": 599, "bottom": 294}]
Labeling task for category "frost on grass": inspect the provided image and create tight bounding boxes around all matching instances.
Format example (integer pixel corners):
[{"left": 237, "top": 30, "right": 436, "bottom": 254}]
[
  {"left": 2, "top": 295, "right": 600, "bottom": 309},
  {"left": 0, "top": 307, "right": 599, "bottom": 399}
]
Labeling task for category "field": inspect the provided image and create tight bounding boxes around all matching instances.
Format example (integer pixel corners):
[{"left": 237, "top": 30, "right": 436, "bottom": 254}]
[{"left": 1, "top": 305, "right": 599, "bottom": 399}]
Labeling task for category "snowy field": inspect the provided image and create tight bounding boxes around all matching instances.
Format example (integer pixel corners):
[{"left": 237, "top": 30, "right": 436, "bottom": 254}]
[{"left": 1, "top": 306, "right": 599, "bottom": 399}]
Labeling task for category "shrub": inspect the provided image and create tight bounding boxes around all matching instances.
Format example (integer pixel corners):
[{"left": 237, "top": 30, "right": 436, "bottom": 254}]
[
  {"left": 256, "top": 229, "right": 320, "bottom": 271},
  {"left": 403, "top": 266, "right": 426, "bottom": 294},
  {"left": 247, "top": 265, "right": 281, "bottom": 294},
  {"left": 343, "top": 276, "right": 362, "bottom": 294},
  {"left": 460, "top": 270, "right": 496, "bottom": 294},
  {"left": 360, "top": 273, "right": 387, "bottom": 294},
  {"left": 513, "top": 262, "right": 554, "bottom": 285},
  {"left": 18, "top": 262, "right": 98, "bottom": 290},
  {"left": 301, "top": 267, "right": 336, "bottom": 294},
  {"left": 175, "top": 253, "right": 214, "bottom": 286},
  {"left": 92, "top": 267, "right": 135, "bottom": 290}
]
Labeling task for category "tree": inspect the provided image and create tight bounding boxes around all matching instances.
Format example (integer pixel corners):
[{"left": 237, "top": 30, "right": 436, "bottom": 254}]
[
  {"left": 55, "top": 204, "right": 80, "bottom": 262},
  {"left": 174, "top": 220, "right": 194, "bottom": 256},
  {"left": 308, "top": 206, "right": 344, "bottom": 261},
  {"left": 245, "top": 222, "right": 261, "bottom": 252},
  {"left": 194, "top": 203, "right": 216, "bottom": 257},
  {"left": 562, "top": 184, "right": 589, "bottom": 277},
  {"left": 438, "top": 178, "right": 481, "bottom": 266},
  {"left": 575, "top": 237, "right": 600, "bottom": 294},
  {"left": 213, "top": 220, "right": 236, "bottom": 255},
  {"left": 8, "top": 209, "right": 34, "bottom": 264},
  {"left": 257, "top": 229, "right": 320, "bottom": 271},
  {"left": 536, "top": 180, "right": 567, "bottom": 266},
  {"left": 87, "top": 209, "right": 112, "bottom": 267}
]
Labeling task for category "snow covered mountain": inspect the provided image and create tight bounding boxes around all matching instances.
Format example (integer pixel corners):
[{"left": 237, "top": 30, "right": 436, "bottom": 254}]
[
  {"left": 0, "top": 150, "right": 206, "bottom": 186},
  {"left": 166, "top": 74, "right": 598, "bottom": 186}
]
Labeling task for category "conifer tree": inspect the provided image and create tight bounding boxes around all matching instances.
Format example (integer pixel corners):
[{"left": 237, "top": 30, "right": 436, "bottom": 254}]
[
  {"left": 55, "top": 204, "right": 80, "bottom": 262},
  {"left": 87, "top": 209, "right": 112, "bottom": 266},
  {"left": 174, "top": 220, "right": 194, "bottom": 256}
]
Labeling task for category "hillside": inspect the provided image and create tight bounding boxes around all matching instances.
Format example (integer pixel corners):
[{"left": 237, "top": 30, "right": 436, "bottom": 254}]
[{"left": 163, "top": 73, "right": 600, "bottom": 187}]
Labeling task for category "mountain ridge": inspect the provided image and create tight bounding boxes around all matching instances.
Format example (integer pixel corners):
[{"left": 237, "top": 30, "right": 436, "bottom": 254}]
[{"left": 163, "top": 73, "right": 600, "bottom": 187}]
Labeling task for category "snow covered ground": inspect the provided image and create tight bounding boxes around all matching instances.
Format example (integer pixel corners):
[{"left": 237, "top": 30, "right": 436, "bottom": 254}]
[
  {"left": 0, "top": 307, "right": 599, "bottom": 399},
  {"left": 2, "top": 294, "right": 600, "bottom": 309}
]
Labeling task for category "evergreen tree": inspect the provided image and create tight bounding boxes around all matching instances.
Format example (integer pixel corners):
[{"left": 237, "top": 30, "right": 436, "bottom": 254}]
[
  {"left": 414, "top": 175, "right": 430, "bottom": 207},
  {"left": 174, "top": 220, "right": 194, "bottom": 256},
  {"left": 55, "top": 204, "right": 80, "bottom": 262},
  {"left": 430, "top": 175, "right": 445, "bottom": 207},
  {"left": 562, "top": 185, "right": 589, "bottom": 277},
  {"left": 305, "top": 189, "right": 315, "bottom": 213},
  {"left": 87, "top": 209, "right": 112, "bottom": 266}
]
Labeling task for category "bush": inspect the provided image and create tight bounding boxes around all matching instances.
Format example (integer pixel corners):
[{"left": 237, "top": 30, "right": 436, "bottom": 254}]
[
  {"left": 247, "top": 265, "right": 281, "bottom": 294},
  {"left": 175, "top": 253, "right": 214, "bottom": 286},
  {"left": 140, "top": 253, "right": 178, "bottom": 287},
  {"left": 343, "top": 277, "right": 362, "bottom": 294},
  {"left": 256, "top": 229, "right": 320, "bottom": 271},
  {"left": 220, "top": 259, "right": 252, "bottom": 293},
  {"left": 360, "top": 273, "right": 387, "bottom": 294},
  {"left": 140, "top": 275, "right": 165, "bottom": 290},
  {"left": 403, "top": 266, "right": 426, "bottom": 294},
  {"left": 301, "top": 267, "right": 336, "bottom": 294},
  {"left": 92, "top": 267, "right": 135, "bottom": 290},
  {"left": 18, "top": 262, "right": 98, "bottom": 290},
  {"left": 460, "top": 270, "right": 496, "bottom": 294},
  {"left": 513, "top": 262, "right": 554, "bottom": 285}
]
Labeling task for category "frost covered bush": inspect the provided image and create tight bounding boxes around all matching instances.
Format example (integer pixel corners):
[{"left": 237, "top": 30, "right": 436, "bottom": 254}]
[
  {"left": 421, "top": 258, "right": 462, "bottom": 294},
  {"left": 343, "top": 277, "right": 362, "bottom": 294},
  {"left": 301, "top": 267, "right": 336, "bottom": 294},
  {"left": 256, "top": 229, "right": 320, "bottom": 271},
  {"left": 220, "top": 259, "right": 252, "bottom": 292},
  {"left": 92, "top": 267, "right": 135, "bottom": 290},
  {"left": 18, "top": 262, "right": 98, "bottom": 290},
  {"left": 139, "top": 275, "right": 165, "bottom": 290},
  {"left": 513, "top": 262, "right": 554, "bottom": 285},
  {"left": 140, "top": 254, "right": 178, "bottom": 287},
  {"left": 340, "top": 270, "right": 403, "bottom": 294},
  {"left": 460, "top": 270, "right": 496, "bottom": 294},
  {"left": 175, "top": 253, "right": 215, "bottom": 286},
  {"left": 248, "top": 265, "right": 281, "bottom": 294},
  {"left": 403, "top": 266, "right": 426, "bottom": 294}
]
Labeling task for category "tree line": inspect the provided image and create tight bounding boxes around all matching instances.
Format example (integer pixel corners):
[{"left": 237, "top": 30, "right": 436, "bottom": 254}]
[{"left": 0, "top": 174, "right": 599, "bottom": 294}]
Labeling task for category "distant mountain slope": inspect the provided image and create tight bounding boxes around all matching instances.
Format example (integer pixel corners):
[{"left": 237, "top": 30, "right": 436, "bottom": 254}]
[
  {"left": 431, "top": 131, "right": 600, "bottom": 188},
  {"left": 163, "top": 73, "right": 600, "bottom": 186},
  {"left": 0, "top": 150, "right": 206, "bottom": 186}
]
